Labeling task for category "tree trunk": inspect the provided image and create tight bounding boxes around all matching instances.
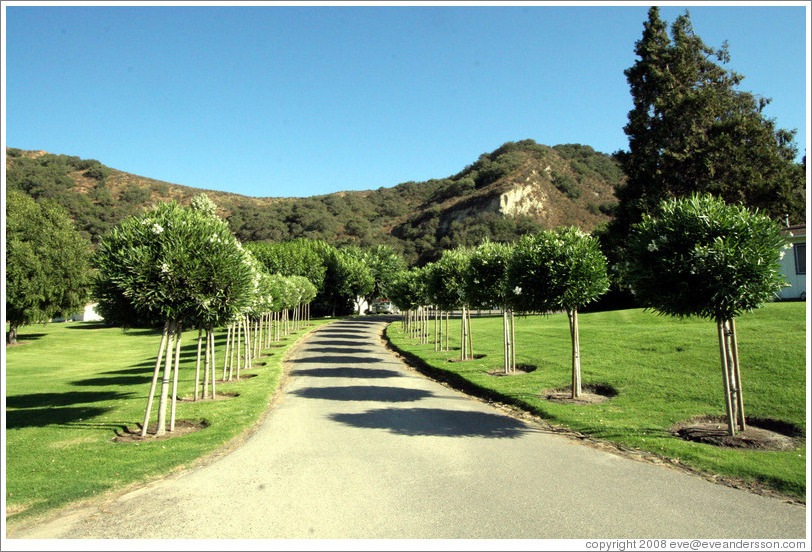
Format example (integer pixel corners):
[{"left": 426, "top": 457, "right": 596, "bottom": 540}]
[
  {"left": 445, "top": 311, "right": 449, "bottom": 352},
  {"left": 155, "top": 321, "right": 176, "bottom": 436},
  {"left": 510, "top": 310, "right": 516, "bottom": 372},
  {"left": 7, "top": 324, "right": 18, "bottom": 345},
  {"left": 729, "top": 318, "right": 746, "bottom": 431},
  {"left": 203, "top": 326, "right": 210, "bottom": 399},
  {"left": 169, "top": 323, "right": 182, "bottom": 431},
  {"left": 460, "top": 307, "right": 466, "bottom": 361},
  {"left": 717, "top": 319, "right": 736, "bottom": 435},
  {"left": 503, "top": 309, "right": 510, "bottom": 374},
  {"left": 568, "top": 309, "right": 582, "bottom": 399},
  {"left": 194, "top": 328, "right": 203, "bottom": 401},
  {"left": 209, "top": 328, "right": 217, "bottom": 399},
  {"left": 466, "top": 308, "right": 474, "bottom": 360},
  {"left": 717, "top": 318, "right": 746, "bottom": 435},
  {"left": 141, "top": 321, "right": 170, "bottom": 437},
  {"left": 434, "top": 307, "right": 439, "bottom": 351},
  {"left": 235, "top": 318, "right": 242, "bottom": 379},
  {"left": 222, "top": 324, "right": 232, "bottom": 381}
]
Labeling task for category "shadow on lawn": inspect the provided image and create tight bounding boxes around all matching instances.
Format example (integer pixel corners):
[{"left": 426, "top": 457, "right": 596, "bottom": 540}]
[
  {"left": 6, "top": 406, "right": 113, "bottom": 430},
  {"left": 71, "top": 375, "right": 154, "bottom": 386},
  {"left": 7, "top": 390, "right": 135, "bottom": 409}
]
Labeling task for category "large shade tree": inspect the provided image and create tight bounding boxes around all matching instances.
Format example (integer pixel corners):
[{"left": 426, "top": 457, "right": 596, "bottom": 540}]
[
  {"left": 606, "top": 7, "right": 805, "bottom": 259},
  {"left": 6, "top": 190, "right": 92, "bottom": 344},
  {"left": 93, "top": 202, "right": 255, "bottom": 436},
  {"left": 621, "top": 194, "right": 788, "bottom": 435},
  {"left": 508, "top": 227, "right": 610, "bottom": 397}
]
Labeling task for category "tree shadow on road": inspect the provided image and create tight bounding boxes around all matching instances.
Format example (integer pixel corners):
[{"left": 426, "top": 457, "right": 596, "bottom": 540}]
[
  {"left": 289, "top": 367, "right": 403, "bottom": 379},
  {"left": 288, "top": 355, "right": 385, "bottom": 364},
  {"left": 306, "top": 346, "right": 378, "bottom": 354},
  {"left": 329, "top": 407, "right": 535, "bottom": 439},
  {"left": 307, "top": 339, "right": 369, "bottom": 347},
  {"left": 292, "top": 385, "right": 432, "bottom": 403}
]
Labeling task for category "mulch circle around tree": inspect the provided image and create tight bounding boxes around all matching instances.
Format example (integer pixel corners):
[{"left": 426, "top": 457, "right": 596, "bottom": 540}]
[
  {"left": 669, "top": 416, "right": 802, "bottom": 451},
  {"left": 486, "top": 364, "right": 537, "bottom": 377},
  {"left": 542, "top": 383, "right": 618, "bottom": 405},
  {"left": 112, "top": 419, "right": 208, "bottom": 443}
]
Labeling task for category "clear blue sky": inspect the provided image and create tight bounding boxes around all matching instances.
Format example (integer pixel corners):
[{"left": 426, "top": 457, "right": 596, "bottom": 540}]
[{"left": 4, "top": 2, "right": 809, "bottom": 198}]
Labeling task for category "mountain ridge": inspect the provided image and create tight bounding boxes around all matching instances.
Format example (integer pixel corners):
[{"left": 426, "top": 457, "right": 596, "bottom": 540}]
[{"left": 6, "top": 140, "right": 623, "bottom": 264}]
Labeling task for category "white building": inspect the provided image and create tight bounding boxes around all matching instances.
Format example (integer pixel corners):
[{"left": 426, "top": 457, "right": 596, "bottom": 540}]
[
  {"left": 776, "top": 224, "right": 806, "bottom": 300},
  {"left": 51, "top": 302, "right": 104, "bottom": 323}
]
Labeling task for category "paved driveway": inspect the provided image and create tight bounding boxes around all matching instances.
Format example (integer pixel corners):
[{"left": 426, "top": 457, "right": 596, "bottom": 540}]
[{"left": 8, "top": 317, "right": 806, "bottom": 539}]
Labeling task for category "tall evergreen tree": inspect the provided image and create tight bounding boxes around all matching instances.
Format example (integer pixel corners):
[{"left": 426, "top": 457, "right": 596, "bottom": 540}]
[{"left": 607, "top": 7, "right": 805, "bottom": 256}]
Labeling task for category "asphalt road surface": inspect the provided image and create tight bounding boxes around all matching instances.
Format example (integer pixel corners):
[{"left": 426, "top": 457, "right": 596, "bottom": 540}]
[{"left": 8, "top": 317, "right": 807, "bottom": 540}]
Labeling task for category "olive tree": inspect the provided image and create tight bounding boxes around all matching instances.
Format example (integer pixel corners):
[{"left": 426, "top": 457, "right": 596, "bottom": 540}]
[
  {"left": 621, "top": 194, "right": 788, "bottom": 435},
  {"left": 508, "top": 228, "right": 609, "bottom": 397}
]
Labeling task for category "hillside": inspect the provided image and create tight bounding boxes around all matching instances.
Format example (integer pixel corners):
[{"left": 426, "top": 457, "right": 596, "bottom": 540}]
[{"left": 5, "top": 140, "right": 622, "bottom": 264}]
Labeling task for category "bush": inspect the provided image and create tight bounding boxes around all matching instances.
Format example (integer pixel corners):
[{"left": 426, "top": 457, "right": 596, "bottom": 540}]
[{"left": 551, "top": 172, "right": 581, "bottom": 199}]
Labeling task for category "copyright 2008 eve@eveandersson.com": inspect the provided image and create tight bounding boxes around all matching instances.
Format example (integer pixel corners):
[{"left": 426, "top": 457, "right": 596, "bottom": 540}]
[{"left": 584, "top": 539, "right": 809, "bottom": 551}]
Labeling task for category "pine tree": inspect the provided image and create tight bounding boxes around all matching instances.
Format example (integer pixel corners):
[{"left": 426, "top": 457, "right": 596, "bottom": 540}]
[{"left": 607, "top": 7, "right": 805, "bottom": 256}]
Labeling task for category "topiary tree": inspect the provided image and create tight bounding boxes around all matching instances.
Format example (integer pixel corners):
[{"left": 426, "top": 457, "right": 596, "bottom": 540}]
[
  {"left": 508, "top": 227, "right": 610, "bottom": 398},
  {"left": 6, "top": 190, "right": 92, "bottom": 344},
  {"left": 465, "top": 240, "right": 517, "bottom": 373},
  {"left": 93, "top": 202, "right": 255, "bottom": 436},
  {"left": 426, "top": 248, "right": 475, "bottom": 360},
  {"left": 621, "top": 194, "right": 788, "bottom": 435}
]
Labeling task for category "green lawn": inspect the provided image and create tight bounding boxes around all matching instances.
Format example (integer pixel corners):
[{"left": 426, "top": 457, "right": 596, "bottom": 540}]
[
  {"left": 5, "top": 318, "right": 330, "bottom": 525},
  {"left": 386, "top": 302, "right": 807, "bottom": 499}
]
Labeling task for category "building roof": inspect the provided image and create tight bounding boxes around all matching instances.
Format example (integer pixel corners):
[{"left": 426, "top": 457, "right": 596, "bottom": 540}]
[{"left": 782, "top": 224, "right": 806, "bottom": 239}]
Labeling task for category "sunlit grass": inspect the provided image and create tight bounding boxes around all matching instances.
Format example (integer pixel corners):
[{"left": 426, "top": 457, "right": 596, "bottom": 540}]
[{"left": 386, "top": 303, "right": 806, "bottom": 499}]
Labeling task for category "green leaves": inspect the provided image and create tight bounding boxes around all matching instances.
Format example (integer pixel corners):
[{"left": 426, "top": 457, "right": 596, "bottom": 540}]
[
  {"left": 6, "top": 190, "right": 92, "bottom": 334},
  {"left": 610, "top": 7, "right": 805, "bottom": 257},
  {"left": 92, "top": 202, "right": 255, "bottom": 326},
  {"left": 507, "top": 227, "right": 610, "bottom": 313},
  {"left": 622, "top": 194, "right": 788, "bottom": 322}
]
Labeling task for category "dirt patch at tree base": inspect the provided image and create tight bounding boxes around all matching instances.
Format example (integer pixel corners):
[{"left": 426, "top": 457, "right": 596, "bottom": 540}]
[
  {"left": 542, "top": 383, "right": 618, "bottom": 404},
  {"left": 486, "top": 364, "right": 537, "bottom": 377},
  {"left": 670, "top": 416, "right": 801, "bottom": 451},
  {"left": 112, "top": 419, "right": 208, "bottom": 443}
]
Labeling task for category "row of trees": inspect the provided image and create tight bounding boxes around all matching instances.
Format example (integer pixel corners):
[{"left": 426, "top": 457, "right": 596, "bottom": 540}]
[
  {"left": 388, "top": 226, "right": 610, "bottom": 398},
  {"left": 92, "top": 195, "right": 321, "bottom": 437},
  {"left": 388, "top": 194, "right": 788, "bottom": 436}
]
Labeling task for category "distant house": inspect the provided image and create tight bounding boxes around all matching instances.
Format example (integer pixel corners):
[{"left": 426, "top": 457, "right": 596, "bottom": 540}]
[
  {"left": 777, "top": 224, "right": 806, "bottom": 300},
  {"left": 51, "top": 302, "right": 104, "bottom": 323},
  {"left": 75, "top": 302, "right": 104, "bottom": 322}
]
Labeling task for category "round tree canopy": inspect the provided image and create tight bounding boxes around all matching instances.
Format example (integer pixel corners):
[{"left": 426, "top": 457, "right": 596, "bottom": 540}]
[
  {"left": 93, "top": 202, "right": 255, "bottom": 326},
  {"left": 508, "top": 227, "right": 609, "bottom": 314},
  {"left": 622, "top": 193, "right": 788, "bottom": 321}
]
